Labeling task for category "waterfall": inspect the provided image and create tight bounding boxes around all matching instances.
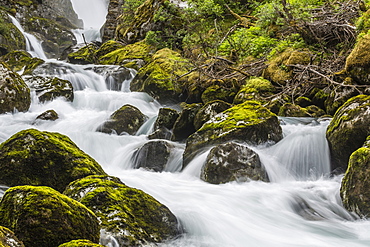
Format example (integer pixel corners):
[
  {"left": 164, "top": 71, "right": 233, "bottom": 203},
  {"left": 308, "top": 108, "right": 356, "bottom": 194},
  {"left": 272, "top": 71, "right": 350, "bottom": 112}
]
[{"left": 2, "top": 4, "right": 370, "bottom": 247}]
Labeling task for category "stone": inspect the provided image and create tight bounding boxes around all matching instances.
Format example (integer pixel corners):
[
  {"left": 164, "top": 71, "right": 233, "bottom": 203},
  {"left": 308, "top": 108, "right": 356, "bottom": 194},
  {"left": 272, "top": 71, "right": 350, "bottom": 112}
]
[
  {"left": 35, "top": 109, "right": 59, "bottom": 121},
  {"left": 171, "top": 103, "right": 202, "bottom": 142},
  {"left": 0, "top": 186, "right": 99, "bottom": 247},
  {"left": 58, "top": 240, "right": 104, "bottom": 247},
  {"left": 0, "top": 226, "right": 24, "bottom": 247},
  {"left": 278, "top": 103, "right": 311, "bottom": 117},
  {"left": 0, "top": 128, "right": 106, "bottom": 192},
  {"left": 193, "top": 100, "right": 232, "bottom": 130},
  {"left": 0, "top": 10, "right": 26, "bottom": 55}
]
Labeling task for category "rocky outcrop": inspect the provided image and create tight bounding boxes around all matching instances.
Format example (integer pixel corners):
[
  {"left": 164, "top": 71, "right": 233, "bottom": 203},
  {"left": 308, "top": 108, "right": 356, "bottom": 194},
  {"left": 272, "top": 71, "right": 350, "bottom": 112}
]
[
  {"left": 101, "top": 0, "right": 124, "bottom": 42},
  {"left": 326, "top": 95, "right": 370, "bottom": 172},
  {"left": 0, "top": 129, "right": 107, "bottom": 192},
  {"left": 201, "top": 142, "right": 268, "bottom": 184},
  {"left": 0, "top": 226, "right": 24, "bottom": 247},
  {"left": 0, "top": 186, "right": 100, "bottom": 247},
  {"left": 130, "top": 48, "right": 192, "bottom": 103},
  {"left": 0, "top": 62, "right": 30, "bottom": 114},
  {"left": 24, "top": 75, "right": 74, "bottom": 103},
  {"left": 97, "top": 104, "right": 148, "bottom": 135},
  {"left": 132, "top": 140, "right": 173, "bottom": 172},
  {"left": 0, "top": 10, "right": 26, "bottom": 55},
  {"left": 340, "top": 137, "right": 370, "bottom": 217},
  {"left": 183, "top": 101, "right": 283, "bottom": 167},
  {"left": 63, "top": 175, "right": 182, "bottom": 247}
]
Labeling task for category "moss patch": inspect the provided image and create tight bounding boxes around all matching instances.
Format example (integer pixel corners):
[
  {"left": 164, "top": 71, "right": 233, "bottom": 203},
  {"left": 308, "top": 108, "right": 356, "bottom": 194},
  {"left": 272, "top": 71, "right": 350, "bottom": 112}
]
[{"left": 58, "top": 239, "right": 104, "bottom": 247}]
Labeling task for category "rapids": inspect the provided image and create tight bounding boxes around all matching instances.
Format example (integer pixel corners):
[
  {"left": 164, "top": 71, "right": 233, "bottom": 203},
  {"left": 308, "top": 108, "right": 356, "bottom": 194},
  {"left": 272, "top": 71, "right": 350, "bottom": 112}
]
[{"left": 2, "top": 2, "right": 370, "bottom": 247}]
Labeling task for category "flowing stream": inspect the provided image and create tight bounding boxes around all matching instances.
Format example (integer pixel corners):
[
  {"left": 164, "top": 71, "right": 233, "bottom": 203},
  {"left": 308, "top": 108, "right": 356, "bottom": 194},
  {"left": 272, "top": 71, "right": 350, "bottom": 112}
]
[{"left": 2, "top": 3, "right": 370, "bottom": 247}]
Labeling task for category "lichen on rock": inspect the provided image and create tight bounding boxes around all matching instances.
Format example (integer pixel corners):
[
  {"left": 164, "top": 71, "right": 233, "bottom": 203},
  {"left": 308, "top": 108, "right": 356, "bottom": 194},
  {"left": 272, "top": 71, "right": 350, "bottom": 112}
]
[
  {"left": 0, "top": 226, "right": 24, "bottom": 247},
  {"left": 0, "top": 128, "right": 106, "bottom": 192},
  {"left": 0, "top": 186, "right": 100, "bottom": 247}
]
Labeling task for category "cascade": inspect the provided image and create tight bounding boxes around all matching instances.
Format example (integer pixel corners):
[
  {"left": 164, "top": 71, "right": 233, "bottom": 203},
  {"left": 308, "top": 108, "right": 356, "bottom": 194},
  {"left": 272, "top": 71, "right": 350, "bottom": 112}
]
[{"left": 1, "top": 2, "right": 370, "bottom": 247}]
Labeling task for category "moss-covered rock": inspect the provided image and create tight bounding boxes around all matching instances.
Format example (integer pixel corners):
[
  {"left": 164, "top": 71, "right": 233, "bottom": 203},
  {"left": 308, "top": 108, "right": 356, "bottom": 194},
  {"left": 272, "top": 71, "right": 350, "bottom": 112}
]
[
  {"left": 132, "top": 140, "right": 174, "bottom": 172},
  {"left": 340, "top": 138, "right": 370, "bottom": 217},
  {"left": 58, "top": 240, "right": 104, "bottom": 247},
  {"left": 183, "top": 101, "right": 283, "bottom": 167},
  {"left": 193, "top": 100, "right": 232, "bottom": 130},
  {"left": 130, "top": 48, "right": 192, "bottom": 103},
  {"left": 326, "top": 95, "right": 370, "bottom": 172},
  {"left": 24, "top": 75, "right": 73, "bottom": 103},
  {"left": 0, "top": 186, "right": 99, "bottom": 247},
  {"left": 99, "top": 40, "right": 152, "bottom": 69},
  {"left": 97, "top": 104, "right": 148, "bottom": 135},
  {"left": 0, "top": 128, "right": 106, "bottom": 192},
  {"left": 306, "top": 105, "right": 326, "bottom": 118},
  {"left": 233, "top": 77, "right": 274, "bottom": 105},
  {"left": 0, "top": 50, "right": 32, "bottom": 72},
  {"left": 201, "top": 84, "right": 236, "bottom": 104},
  {"left": 67, "top": 43, "right": 99, "bottom": 65},
  {"left": 0, "top": 10, "right": 26, "bottom": 55},
  {"left": 324, "top": 81, "right": 358, "bottom": 116},
  {"left": 153, "top": 107, "right": 179, "bottom": 131},
  {"left": 35, "top": 109, "right": 59, "bottom": 121},
  {"left": 63, "top": 175, "right": 182, "bottom": 247},
  {"left": 0, "top": 226, "right": 24, "bottom": 247},
  {"left": 0, "top": 62, "right": 30, "bottom": 114},
  {"left": 278, "top": 103, "right": 311, "bottom": 117},
  {"left": 201, "top": 142, "right": 268, "bottom": 184},
  {"left": 263, "top": 49, "right": 311, "bottom": 86},
  {"left": 171, "top": 103, "right": 202, "bottom": 142},
  {"left": 345, "top": 34, "right": 370, "bottom": 84}
]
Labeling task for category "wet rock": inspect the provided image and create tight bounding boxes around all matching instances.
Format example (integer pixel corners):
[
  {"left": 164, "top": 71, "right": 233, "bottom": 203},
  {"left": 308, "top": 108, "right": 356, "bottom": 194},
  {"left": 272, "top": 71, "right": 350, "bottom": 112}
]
[
  {"left": 183, "top": 101, "right": 283, "bottom": 168},
  {"left": 193, "top": 100, "right": 232, "bottom": 130},
  {"left": 0, "top": 186, "right": 99, "bottom": 247},
  {"left": 24, "top": 75, "right": 74, "bottom": 103},
  {"left": 102, "top": 0, "right": 124, "bottom": 42},
  {"left": 97, "top": 104, "right": 148, "bottom": 135},
  {"left": 171, "top": 103, "right": 202, "bottom": 142},
  {"left": 63, "top": 175, "right": 182, "bottom": 247},
  {"left": 148, "top": 127, "right": 172, "bottom": 140},
  {"left": 0, "top": 128, "right": 107, "bottom": 192},
  {"left": 0, "top": 50, "right": 32, "bottom": 72},
  {"left": 345, "top": 34, "right": 370, "bottom": 84},
  {"left": 92, "top": 65, "right": 133, "bottom": 91},
  {"left": 326, "top": 95, "right": 370, "bottom": 172},
  {"left": 0, "top": 10, "right": 26, "bottom": 55},
  {"left": 35, "top": 109, "right": 58, "bottom": 121},
  {"left": 201, "top": 142, "right": 268, "bottom": 184},
  {"left": 0, "top": 62, "right": 30, "bottom": 114},
  {"left": 132, "top": 140, "right": 173, "bottom": 172},
  {"left": 0, "top": 226, "right": 24, "bottom": 247},
  {"left": 154, "top": 107, "right": 179, "bottom": 131},
  {"left": 201, "top": 85, "right": 236, "bottom": 104},
  {"left": 58, "top": 239, "right": 104, "bottom": 247},
  {"left": 67, "top": 43, "right": 100, "bottom": 65},
  {"left": 278, "top": 103, "right": 311, "bottom": 117},
  {"left": 340, "top": 137, "right": 370, "bottom": 217}
]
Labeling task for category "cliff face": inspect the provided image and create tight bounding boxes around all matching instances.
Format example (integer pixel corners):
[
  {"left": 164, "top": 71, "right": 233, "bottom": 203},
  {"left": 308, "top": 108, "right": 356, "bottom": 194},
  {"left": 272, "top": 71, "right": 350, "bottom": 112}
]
[{"left": 101, "top": 0, "right": 124, "bottom": 42}]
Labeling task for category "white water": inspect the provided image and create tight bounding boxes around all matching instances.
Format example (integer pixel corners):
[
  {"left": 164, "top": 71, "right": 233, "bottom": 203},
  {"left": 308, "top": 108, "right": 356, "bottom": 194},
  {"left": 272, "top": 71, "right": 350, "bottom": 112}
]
[{"left": 2, "top": 4, "right": 370, "bottom": 247}]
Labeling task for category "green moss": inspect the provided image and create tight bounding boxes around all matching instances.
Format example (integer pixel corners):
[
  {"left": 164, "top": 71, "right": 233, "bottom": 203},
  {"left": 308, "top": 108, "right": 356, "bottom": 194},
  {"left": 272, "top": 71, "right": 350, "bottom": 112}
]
[
  {"left": 0, "top": 186, "right": 99, "bottom": 247},
  {"left": 278, "top": 103, "right": 311, "bottom": 117},
  {"left": 0, "top": 10, "right": 26, "bottom": 54},
  {"left": 0, "top": 226, "right": 24, "bottom": 247},
  {"left": 58, "top": 240, "right": 104, "bottom": 247},
  {"left": 0, "top": 50, "right": 31, "bottom": 72},
  {"left": 201, "top": 84, "right": 236, "bottom": 104},
  {"left": 68, "top": 44, "right": 98, "bottom": 65},
  {"left": 0, "top": 129, "right": 106, "bottom": 192},
  {"left": 64, "top": 175, "right": 180, "bottom": 246}
]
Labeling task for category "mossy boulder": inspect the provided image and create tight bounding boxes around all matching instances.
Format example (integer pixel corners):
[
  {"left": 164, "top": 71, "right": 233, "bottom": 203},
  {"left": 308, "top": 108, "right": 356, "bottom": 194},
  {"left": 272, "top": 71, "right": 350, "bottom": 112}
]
[
  {"left": 24, "top": 76, "right": 73, "bottom": 103},
  {"left": 201, "top": 142, "right": 268, "bottom": 184},
  {"left": 278, "top": 103, "right": 311, "bottom": 117},
  {"left": 0, "top": 10, "right": 26, "bottom": 55},
  {"left": 0, "top": 62, "right": 30, "bottom": 114},
  {"left": 35, "top": 109, "right": 59, "bottom": 121},
  {"left": 63, "top": 175, "right": 182, "bottom": 247},
  {"left": 99, "top": 40, "right": 152, "bottom": 69},
  {"left": 201, "top": 84, "right": 236, "bottom": 104},
  {"left": 326, "top": 95, "right": 370, "bottom": 172},
  {"left": 340, "top": 138, "right": 370, "bottom": 217},
  {"left": 58, "top": 240, "right": 105, "bottom": 247},
  {"left": 171, "top": 103, "right": 202, "bottom": 142},
  {"left": 97, "top": 104, "right": 148, "bottom": 135},
  {"left": 0, "top": 50, "right": 32, "bottom": 72},
  {"left": 0, "top": 226, "right": 24, "bottom": 247},
  {"left": 345, "top": 34, "right": 370, "bottom": 84},
  {"left": 67, "top": 43, "right": 99, "bottom": 65},
  {"left": 306, "top": 105, "right": 326, "bottom": 118},
  {"left": 183, "top": 101, "right": 283, "bottom": 167},
  {"left": 153, "top": 107, "right": 179, "bottom": 131},
  {"left": 0, "top": 186, "right": 100, "bottom": 247},
  {"left": 233, "top": 77, "right": 274, "bottom": 105},
  {"left": 132, "top": 140, "right": 174, "bottom": 172},
  {"left": 193, "top": 100, "right": 232, "bottom": 130},
  {"left": 0, "top": 128, "right": 107, "bottom": 192},
  {"left": 130, "top": 48, "right": 192, "bottom": 103},
  {"left": 263, "top": 49, "right": 311, "bottom": 86}
]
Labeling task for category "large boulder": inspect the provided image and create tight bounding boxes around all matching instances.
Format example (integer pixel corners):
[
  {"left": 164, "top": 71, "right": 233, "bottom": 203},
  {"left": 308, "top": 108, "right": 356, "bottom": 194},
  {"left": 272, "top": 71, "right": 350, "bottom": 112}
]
[
  {"left": 193, "top": 100, "right": 232, "bottom": 130},
  {"left": 130, "top": 48, "right": 192, "bottom": 103},
  {"left": 201, "top": 142, "right": 268, "bottom": 184},
  {"left": 340, "top": 137, "right": 370, "bottom": 217},
  {"left": 0, "top": 62, "right": 30, "bottom": 114},
  {"left": 326, "top": 95, "right": 370, "bottom": 172},
  {"left": 132, "top": 140, "right": 174, "bottom": 172},
  {"left": 183, "top": 101, "right": 283, "bottom": 167},
  {"left": 345, "top": 34, "right": 370, "bottom": 84},
  {"left": 233, "top": 77, "right": 274, "bottom": 105},
  {"left": 97, "top": 104, "right": 148, "bottom": 135},
  {"left": 0, "top": 186, "right": 100, "bottom": 247},
  {"left": 24, "top": 75, "right": 74, "bottom": 103},
  {"left": 0, "top": 10, "right": 26, "bottom": 55},
  {"left": 0, "top": 128, "right": 107, "bottom": 192},
  {"left": 0, "top": 226, "right": 24, "bottom": 247},
  {"left": 63, "top": 175, "right": 182, "bottom": 247},
  {"left": 171, "top": 103, "right": 202, "bottom": 142}
]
